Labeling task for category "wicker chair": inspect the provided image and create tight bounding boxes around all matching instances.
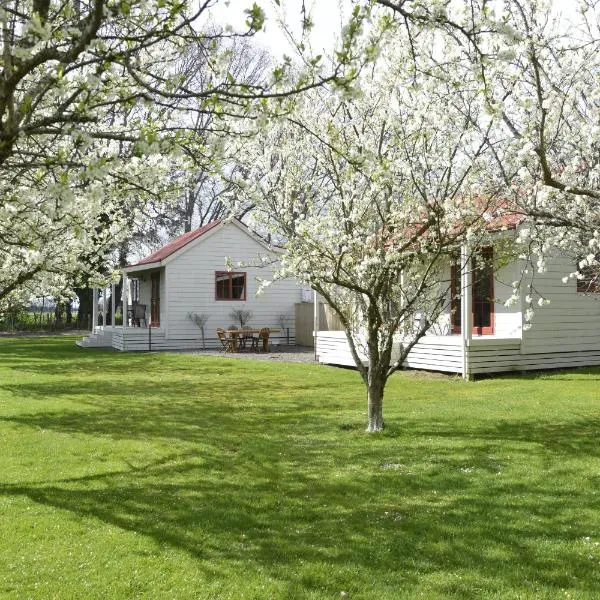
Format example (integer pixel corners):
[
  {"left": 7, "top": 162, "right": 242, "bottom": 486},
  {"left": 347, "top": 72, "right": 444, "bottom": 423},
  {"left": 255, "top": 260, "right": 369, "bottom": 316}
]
[
  {"left": 216, "top": 328, "right": 234, "bottom": 353},
  {"left": 258, "top": 327, "right": 270, "bottom": 352},
  {"left": 131, "top": 303, "right": 146, "bottom": 327},
  {"left": 240, "top": 325, "right": 258, "bottom": 351}
]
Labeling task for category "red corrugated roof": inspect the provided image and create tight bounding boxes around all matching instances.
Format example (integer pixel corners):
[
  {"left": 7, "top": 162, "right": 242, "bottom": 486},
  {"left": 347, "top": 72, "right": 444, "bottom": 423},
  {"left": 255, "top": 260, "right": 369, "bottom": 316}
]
[
  {"left": 131, "top": 220, "right": 222, "bottom": 267},
  {"left": 383, "top": 198, "right": 524, "bottom": 250},
  {"left": 484, "top": 210, "right": 524, "bottom": 232}
]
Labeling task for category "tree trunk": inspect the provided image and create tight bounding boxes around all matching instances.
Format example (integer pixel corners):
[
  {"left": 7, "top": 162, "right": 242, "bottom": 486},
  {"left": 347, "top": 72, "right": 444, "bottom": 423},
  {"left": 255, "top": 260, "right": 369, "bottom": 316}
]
[
  {"left": 54, "top": 300, "right": 64, "bottom": 325},
  {"left": 65, "top": 299, "right": 73, "bottom": 325},
  {"left": 366, "top": 375, "right": 385, "bottom": 432},
  {"left": 184, "top": 189, "right": 194, "bottom": 233},
  {"left": 75, "top": 287, "right": 93, "bottom": 329}
]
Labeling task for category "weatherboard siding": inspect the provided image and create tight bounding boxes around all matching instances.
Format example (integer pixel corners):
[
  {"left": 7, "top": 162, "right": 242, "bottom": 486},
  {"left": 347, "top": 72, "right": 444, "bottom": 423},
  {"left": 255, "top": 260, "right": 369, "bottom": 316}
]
[
  {"left": 521, "top": 252, "right": 600, "bottom": 354},
  {"left": 315, "top": 331, "right": 466, "bottom": 373},
  {"left": 492, "top": 260, "right": 523, "bottom": 338},
  {"left": 316, "top": 254, "right": 600, "bottom": 375},
  {"left": 165, "top": 222, "right": 300, "bottom": 342},
  {"left": 316, "top": 331, "right": 600, "bottom": 375}
]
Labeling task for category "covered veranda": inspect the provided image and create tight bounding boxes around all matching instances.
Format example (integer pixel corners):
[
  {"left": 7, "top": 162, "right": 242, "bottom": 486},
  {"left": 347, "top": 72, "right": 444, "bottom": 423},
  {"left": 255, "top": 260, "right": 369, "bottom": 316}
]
[{"left": 76, "top": 265, "right": 164, "bottom": 349}]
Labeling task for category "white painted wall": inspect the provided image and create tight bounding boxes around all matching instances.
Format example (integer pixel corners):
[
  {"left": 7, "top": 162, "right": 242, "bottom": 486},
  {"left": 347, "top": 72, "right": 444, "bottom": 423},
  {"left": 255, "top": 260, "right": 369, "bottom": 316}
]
[
  {"left": 316, "top": 250, "right": 600, "bottom": 374},
  {"left": 521, "top": 251, "right": 600, "bottom": 353},
  {"left": 164, "top": 223, "right": 301, "bottom": 341},
  {"left": 493, "top": 260, "right": 522, "bottom": 338}
]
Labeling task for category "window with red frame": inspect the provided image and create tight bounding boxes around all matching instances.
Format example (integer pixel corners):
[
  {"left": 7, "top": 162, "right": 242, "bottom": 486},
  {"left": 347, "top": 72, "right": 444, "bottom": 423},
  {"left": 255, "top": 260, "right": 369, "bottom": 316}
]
[{"left": 215, "top": 272, "right": 246, "bottom": 300}]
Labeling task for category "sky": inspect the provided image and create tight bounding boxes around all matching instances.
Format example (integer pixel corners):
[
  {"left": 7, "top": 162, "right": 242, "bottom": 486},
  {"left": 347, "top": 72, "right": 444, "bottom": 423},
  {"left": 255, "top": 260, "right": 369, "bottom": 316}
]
[
  {"left": 206, "top": 0, "right": 348, "bottom": 58},
  {"left": 206, "top": 0, "right": 583, "bottom": 59}
]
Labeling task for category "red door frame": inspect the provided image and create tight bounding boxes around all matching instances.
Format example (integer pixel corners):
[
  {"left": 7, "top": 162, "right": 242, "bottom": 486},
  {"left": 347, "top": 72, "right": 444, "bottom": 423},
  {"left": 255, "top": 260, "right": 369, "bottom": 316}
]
[
  {"left": 451, "top": 247, "right": 495, "bottom": 335},
  {"left": 472, "top": 247, "right": 494, "bottom": 335}
]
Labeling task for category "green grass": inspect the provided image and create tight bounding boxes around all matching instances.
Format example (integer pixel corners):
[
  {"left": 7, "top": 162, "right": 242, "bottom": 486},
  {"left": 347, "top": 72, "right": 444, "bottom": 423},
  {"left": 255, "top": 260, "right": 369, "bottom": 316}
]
[{"left": 0, "top": 337, "right": 599, "bottom": 599}]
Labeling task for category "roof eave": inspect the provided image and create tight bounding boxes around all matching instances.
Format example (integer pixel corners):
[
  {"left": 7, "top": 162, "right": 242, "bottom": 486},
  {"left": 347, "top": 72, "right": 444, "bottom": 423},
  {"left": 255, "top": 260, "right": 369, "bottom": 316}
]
[{"left": 123, "top": 261, "right": 162, "bottom": 274}]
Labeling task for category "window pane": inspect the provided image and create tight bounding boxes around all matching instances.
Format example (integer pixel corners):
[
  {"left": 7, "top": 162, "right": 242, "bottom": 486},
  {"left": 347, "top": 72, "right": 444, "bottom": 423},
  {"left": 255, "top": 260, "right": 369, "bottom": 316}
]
[
  {"left": 473, "top": 274, "right": 489, "bottom": 299},
  {"left": 215, "top": 272, "right": 245, "bottom": 300},
  {"left": 452, "top": 248, "right": 494, "bottom": 334},
  {"left": 474, "top": 302, "right": 491, "bottom": 328},
  {"left": 231, "top": 274, "right": 245, "bottom": 299},
  {"left": 452, "top": 265, "right": 461, "bottom": 329},
  {"left": 473, "top": 248, "right": 493, "bottom": 331},
  {"left": 132, "top": 280, "right": 140, "bottom": 302},
  {"left": 454, "top": 301, "right": 462, "bottom": 327},
  {"left": 215, "top": 273, "right": 230, "bottom": 299},
  {"left": 473, "top": 256, "right": 492, "bottom": 301}
]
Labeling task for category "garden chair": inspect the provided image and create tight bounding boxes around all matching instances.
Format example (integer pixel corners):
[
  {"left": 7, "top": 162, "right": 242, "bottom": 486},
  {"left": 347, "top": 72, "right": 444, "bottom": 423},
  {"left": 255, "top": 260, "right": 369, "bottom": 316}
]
[
  {"left": 132, "top": 303, "right": 146, "bottom": 327},
  {"left": 258, "top": 327, "right": 270, "bottom": 352},
  {"left": 227, "top": 325, "right": 241, "bottom": 351},
  {"left": 217, "top": 328, "right": 235, "bottom": 353},
  {"left": 240, "top": 325, "right": 258, "bottom": 351}
]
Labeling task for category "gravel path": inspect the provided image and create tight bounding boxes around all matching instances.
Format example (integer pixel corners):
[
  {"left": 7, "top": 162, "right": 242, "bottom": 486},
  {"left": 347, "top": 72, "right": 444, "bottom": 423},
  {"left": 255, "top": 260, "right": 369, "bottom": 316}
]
[
  {"left": 181, "top": 345, "right": 317, "bottom": 363},
  {"left": 0, "top": 332, "right": 319, "bottom": 364}
]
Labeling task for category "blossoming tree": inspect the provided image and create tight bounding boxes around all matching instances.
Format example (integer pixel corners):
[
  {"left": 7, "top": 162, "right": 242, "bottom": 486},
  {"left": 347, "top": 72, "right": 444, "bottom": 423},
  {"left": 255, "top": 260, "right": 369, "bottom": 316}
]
[
  {"left": 375, "top": 0, "right": 600, "bottom": 296},
  {"left": 0, "top": 0, "right": 354, "bottom": 309},
  {"left": 233, "top": 22, "right": 519, "bottom": 431}
]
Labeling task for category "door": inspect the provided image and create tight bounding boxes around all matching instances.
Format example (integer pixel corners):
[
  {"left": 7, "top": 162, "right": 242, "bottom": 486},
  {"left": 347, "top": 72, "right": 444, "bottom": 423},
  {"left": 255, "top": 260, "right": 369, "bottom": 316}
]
[
  {"left": 451, "top": 247, "right": 494, "bottom": 335},
  {"left": 150, "top": 271, "right": 160, "bottom": 327},
  {"left": 472, "top": 247, "right": 494, "bottom": 334}
]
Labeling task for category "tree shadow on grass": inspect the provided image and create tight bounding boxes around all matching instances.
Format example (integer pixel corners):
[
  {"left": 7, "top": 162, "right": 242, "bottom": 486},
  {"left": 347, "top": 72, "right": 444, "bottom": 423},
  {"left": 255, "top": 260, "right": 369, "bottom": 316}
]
[
  {"left": 0, "top": 434, "right": 598, "bottom": 598},
  {"left": 0, "top": 370, "right": 357, "bottom": 450},
  {"left": 491, "top": 367, "right": 600, "bottom": 382},
  {"left": 1, "top": 388, "right": 600, "bottom": 597},
  {"left": 410, "top": 418, "right": 600, "bottom": 459},
  {"left": 2, "top": 338, "right": 600, "bottom": 595},
  {"left": 3, "top": 369, "right": 600, "bottom": 456}
]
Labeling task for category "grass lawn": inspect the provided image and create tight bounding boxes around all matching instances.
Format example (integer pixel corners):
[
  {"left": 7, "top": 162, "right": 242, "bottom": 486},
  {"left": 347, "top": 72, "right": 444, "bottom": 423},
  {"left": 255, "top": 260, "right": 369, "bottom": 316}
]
[{"left": 0, "top": 337, "right": 599, "bottom": 599}]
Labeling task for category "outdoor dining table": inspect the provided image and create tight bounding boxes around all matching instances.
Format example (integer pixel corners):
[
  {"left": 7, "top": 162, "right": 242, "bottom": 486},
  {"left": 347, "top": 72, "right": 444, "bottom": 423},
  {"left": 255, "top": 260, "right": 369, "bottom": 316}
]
[{"left": 225, "top": 328, "right": 281, "bottom": 352}]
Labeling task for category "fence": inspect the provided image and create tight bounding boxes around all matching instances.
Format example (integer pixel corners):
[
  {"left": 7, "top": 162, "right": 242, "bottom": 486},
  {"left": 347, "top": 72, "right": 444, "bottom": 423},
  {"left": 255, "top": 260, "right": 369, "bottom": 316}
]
[{"left": 295, "top": 302, "right": 343, "bottom": 347}]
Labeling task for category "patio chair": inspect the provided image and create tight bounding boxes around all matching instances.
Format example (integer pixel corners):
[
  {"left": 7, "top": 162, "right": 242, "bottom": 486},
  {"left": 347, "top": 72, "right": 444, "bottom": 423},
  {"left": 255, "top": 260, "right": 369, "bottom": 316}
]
[
  {"left": 258, "top": 327, "right": 270, "bottom": 352},
  {"left": 240, "top": 325, "right": 258, "bottom": 351},
  {"left": 217, "top": 328, "right": 235, "bottom": 353},
  {"left": 227, "top": 324, "right": 243, "bottom": 350},
  {"left": 132, "top": 303, "right": 146, "bottom": 327}
]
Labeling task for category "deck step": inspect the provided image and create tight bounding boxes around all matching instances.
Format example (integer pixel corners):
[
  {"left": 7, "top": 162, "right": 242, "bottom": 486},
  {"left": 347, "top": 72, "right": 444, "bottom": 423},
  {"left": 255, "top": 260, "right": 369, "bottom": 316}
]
[{"left": 77, "top": 330, "right": 114, "bottom": 348}]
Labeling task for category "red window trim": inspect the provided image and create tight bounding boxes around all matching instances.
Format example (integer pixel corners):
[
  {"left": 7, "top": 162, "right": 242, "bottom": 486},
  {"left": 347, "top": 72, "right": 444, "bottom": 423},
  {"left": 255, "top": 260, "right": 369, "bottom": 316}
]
[
  {"left": 215, "top": 271, "right": 247, "bottom": 301},
  {"left": 451, "top": 247, "right": 495, "bottom": 335}
]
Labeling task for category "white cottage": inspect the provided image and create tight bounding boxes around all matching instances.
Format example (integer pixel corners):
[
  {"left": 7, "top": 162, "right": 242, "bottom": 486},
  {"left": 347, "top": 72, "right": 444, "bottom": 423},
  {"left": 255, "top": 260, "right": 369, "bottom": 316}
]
[
  {"left": 316, "top": 245, "right": 600, "bottom": 378},
  {"left": 77, "top": 219, "right": 303, "bottom": 351}
]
